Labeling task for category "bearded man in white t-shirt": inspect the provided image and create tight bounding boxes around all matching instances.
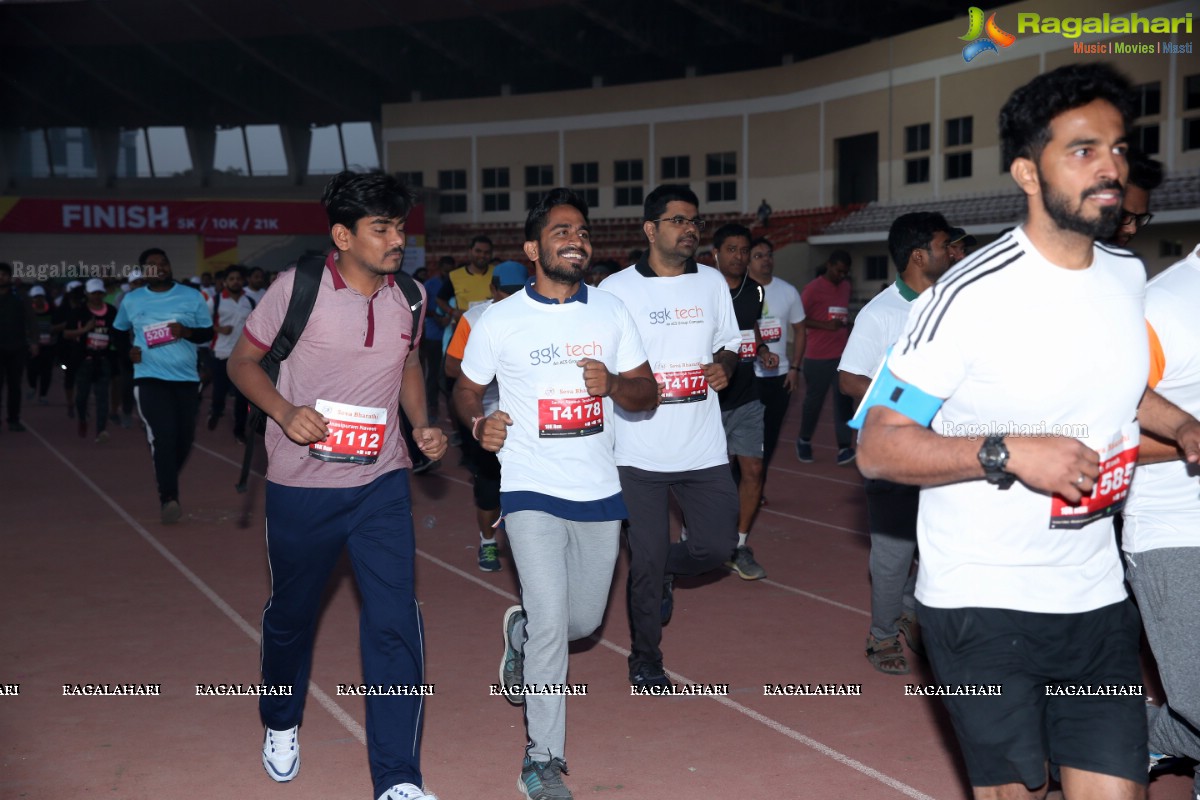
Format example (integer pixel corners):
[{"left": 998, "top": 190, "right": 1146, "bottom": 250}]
[
  {"left": 858, "top": 63, "right": 1200, "bottom": 800},
  {"left": 455, "top": 188, "right": 657, "bottom": 800}
]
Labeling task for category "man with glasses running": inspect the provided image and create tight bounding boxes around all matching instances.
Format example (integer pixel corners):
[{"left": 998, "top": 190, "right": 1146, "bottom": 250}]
[{"left": 599, "top": 184, "right": 741, "bottom": 690}]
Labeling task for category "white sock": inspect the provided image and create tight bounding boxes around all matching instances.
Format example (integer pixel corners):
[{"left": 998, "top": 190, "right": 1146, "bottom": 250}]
[
  {"left": 480, "top": 533, "right": 497, "bottom": 545},
  {"left": 737, "top": 532, "right": 748, "bottom": 548}
]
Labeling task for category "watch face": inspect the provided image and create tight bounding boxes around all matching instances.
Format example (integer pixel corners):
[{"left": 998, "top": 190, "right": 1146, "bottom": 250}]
[{"left": 979, "top": 441, "right": 1004, "bottom": 469}]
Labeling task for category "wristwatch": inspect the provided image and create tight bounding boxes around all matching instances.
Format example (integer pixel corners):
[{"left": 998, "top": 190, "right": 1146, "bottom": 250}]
[{"left": 977, "top": 435, "right": 1014, "bottom": 488}]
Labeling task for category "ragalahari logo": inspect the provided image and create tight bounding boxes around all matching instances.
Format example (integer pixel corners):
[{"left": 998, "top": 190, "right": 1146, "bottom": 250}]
[{"left": 959, "top": 7, "right": 1016, "bottom": 62}]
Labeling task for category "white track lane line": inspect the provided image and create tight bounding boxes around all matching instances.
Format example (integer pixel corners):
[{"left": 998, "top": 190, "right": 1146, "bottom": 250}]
[
  {"left": 191, "top": 443, "right": 930, "bottom": 798},
  {"left": 30, "top": 427, "right": 367, "bottom": 746},
  {"left": 770, "top": 463, "right": 865, "bottom": 487}
]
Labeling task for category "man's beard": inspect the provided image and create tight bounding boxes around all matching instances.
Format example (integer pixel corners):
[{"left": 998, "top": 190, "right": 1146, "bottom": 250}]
[
  {"left": 1039, "top": 167, "right": 1123, "bottom": 240},
  {"left": 542, "top": 248, "right": 587, "bottom": 285}
]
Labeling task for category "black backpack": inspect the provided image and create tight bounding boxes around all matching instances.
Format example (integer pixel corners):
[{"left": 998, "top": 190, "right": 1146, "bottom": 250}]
[{"left": 235, "top": 254, "right": 424, "bottom": 492}]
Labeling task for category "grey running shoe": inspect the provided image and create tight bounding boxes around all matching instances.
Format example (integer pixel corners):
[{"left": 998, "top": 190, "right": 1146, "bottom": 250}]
[
  {"left": 518, "top": 756, "right": 572, "bottom": 800},
  {"left": 499, "top": 605, "right": 525, "bottom": 705},
  {"left": 795, "top": 438, "right": 814, "bottom": 462},
  {"left": 728, "top": 545, "right": 767, "bottom": 580}
]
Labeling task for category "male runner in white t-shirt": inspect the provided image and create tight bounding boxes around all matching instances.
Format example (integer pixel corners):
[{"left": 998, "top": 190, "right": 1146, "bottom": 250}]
[
  {"left": 857, "top": 64, "right": 1200, "bottom": 800},
  {"left": 1123, "top": 242, "right": 1200, "bottom": 798},
  {"left": 455, "top": 188, "right": 656, "bottom": 800},
  {"left": 599, "top": 184, "right": 741, "bottom": 690},
  {"left": 839, "top": 211, "right": 952, "bottom": 676}
]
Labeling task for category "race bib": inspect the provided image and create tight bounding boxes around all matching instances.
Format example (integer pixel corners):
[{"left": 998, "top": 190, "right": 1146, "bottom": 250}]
[
  {"left": 655, "top": 368, "right": 708, "bottom": 404},
  {"left": 1049, "top": 423, "right": 1140, "bottom": 529},
  {"left": 537, "top": 393, "right": 603, "bottom": 438},
  {"left": 86, "top": 331, "right": 109, "bottom": 351},
  {"left": 828, "top": 306, "right": 849, "bottom": 323},
  {"left": 143, "top": 321, "right": 177, "bottom": 348},
  {"left": 738, "top": 330, "right": 757, "bottom": 362},
  {"left": 309, "top": 399, "right": 387, "bottom": 464},
  {"left": 759, "top": 316, "right": 782, "bottom": 344}
]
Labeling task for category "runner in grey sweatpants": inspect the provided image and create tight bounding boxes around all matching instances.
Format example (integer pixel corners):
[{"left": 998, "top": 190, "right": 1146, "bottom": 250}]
[
  {"left": 505, "top": 512, "right": 620, "bottom": 761},
  {"left": 452, "top": 188, "right": 659, "bottom": 800}
]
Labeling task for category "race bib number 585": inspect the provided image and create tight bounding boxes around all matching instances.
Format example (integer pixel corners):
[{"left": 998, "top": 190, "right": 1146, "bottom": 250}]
[{"left": 1049, "top": 423, "right": 1139, "bottom": 529}]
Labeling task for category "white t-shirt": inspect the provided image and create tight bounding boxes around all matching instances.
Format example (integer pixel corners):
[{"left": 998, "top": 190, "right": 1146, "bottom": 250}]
[
  {"left": 887, "top": 227, "right": 1148, "bottom": 614},
  {"left": 599, "top": 262, "right": 742, "bottom": 472},
  {"left": 838, "top": 280, "right": 914, "bottom": 381},
  {"left": 1123, "top": 245, "right": 1200, "bottom": 554},
  {"left": 460, "top": 284, "right": 647, "bottom": 502},
  {"left": 755, "top": 276, "right": 805, "bottom": 378},
  {"left": 209, "top": 291, "right": 256, "bottom": 360}
]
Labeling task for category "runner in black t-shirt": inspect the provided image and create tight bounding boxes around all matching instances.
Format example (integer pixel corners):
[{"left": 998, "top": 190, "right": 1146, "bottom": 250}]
[
  {"left": 713, "top": 223, "right": 777, "bottom": 580},
  {"left": 63, "top": 279, "right": 118, "bottom": 442}
]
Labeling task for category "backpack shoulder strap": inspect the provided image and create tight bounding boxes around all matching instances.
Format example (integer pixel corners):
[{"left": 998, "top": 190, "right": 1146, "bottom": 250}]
[
  {"left": 393, "top": 270, "right": 424, "bottom": 349},
  {"left": 260, "top": 254, "right": 325, "bottom": 379}
]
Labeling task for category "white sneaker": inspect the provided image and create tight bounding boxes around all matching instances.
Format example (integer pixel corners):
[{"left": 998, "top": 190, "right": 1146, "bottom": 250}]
[
  {"left": 262, "top": 725, "right": 299, "bottom": 782},
  {"left": 378, "top": 783, "right": 439, "bottom": 800}
]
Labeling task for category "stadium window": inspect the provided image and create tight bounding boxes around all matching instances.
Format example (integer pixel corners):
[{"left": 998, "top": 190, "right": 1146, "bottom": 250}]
[
  {"left": 1131, "top": 124, "right": 1160, "bottom": 156},
  {"left": 119, "top": 127, "right": 153, "bottom": 177},
  {"left": 244, "top": 125, "right": 287, "bottom": 177},
  {"left": 706, "top": 152, "right": 736, "bottom": 177},
  {"left": 904, "top": 124, "right": 930, "bottom": 154},
  {"left": 438, "top": 194, "right": 467, "bottom": 214},
  {"left": 396, "top": 171, "right": 423, "bottom": 188},
  {"left": 340, "top": 121, "right": 379, "bottom": 170},
  {"left": 438, "top": 169, "right": 467, "bottom": 191},
  {"left": 1185, "top": 74, "right": 1200, "bottom": 110},
  {"left": 483, "top": 192, "right": 510, "bottom": 212},
  {"left": 1184, "top": 118, "right": 1200, "bottom": 151},
  {"left": 17, "top": 129, "right": 51, "bottom": 178},
  {"left": 905, "top": 157, "right": 930, "bottom": 185},
  {"left": 525, "top": 164, "right": 553, "bottom": 187},
  {"left": 213, "top": 127, "right": 248, "bottom": 176},
  {"left": 865, "top": 255, "right": 889, "bottom": 282},
  {"left": 1133, "top": 82, "right": 1161, "bottom": 118},
  {"left": 945, "top": 116, "right": 973, "bottom": 148},
  {"left": 614, "top": 159, "right": 643, "bottom": 183},
  {"left": 145, "top": 127, "right": 193, "bottom": 177},
  {"left": 482, "top": 167, "right": 509, "bottom": 190},
  {"left": 945, "top": 151, "right": 973, "bottom": 180},
  {"left": 661, "top": 155, "right": 690, "bottom": 180},
  {"left": 570, "top": 161, "right": 598, "bottom": 185},
  {"left": 1160, "top": 240, "right": 1183, "bottom": 259},
  {"left": 707, "top": 180, "right": 736, "bottom": 203},
  {"left": 308, "top": 125, "right": 344, "bottom": 175},
  {"left": 615, "top": 186, "right": 644, "bottom": 207}
]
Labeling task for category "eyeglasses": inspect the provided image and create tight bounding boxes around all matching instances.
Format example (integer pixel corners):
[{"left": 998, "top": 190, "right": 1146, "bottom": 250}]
[
  {"left": 1120, "top": 209, "right": 1153, "bottom": 228},
  {"left": 651, "top": 216, "right": 707, "bottom": 231}
]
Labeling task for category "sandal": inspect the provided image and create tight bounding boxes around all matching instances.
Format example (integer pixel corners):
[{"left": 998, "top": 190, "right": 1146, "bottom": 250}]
[
  {"left": 897, "top": 611, "right": 924, "bottom": 657},
  {"left": 865, "top": 634, "right": 910, "bottom": 675}
]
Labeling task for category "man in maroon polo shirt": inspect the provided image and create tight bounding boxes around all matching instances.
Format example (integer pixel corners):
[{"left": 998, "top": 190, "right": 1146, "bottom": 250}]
[{"left": 229, "top": 170, "right": 447, "bottom": 800}]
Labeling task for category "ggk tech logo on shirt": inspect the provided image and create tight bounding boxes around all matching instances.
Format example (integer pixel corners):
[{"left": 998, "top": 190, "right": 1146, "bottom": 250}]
[{"left": 529, "top": 340, "right": 605, "bottom": 366}]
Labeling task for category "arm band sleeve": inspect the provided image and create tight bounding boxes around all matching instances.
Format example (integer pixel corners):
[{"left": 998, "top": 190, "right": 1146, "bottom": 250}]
[{"left": 847, "top": 349, "right": 944, "bottom": 430}]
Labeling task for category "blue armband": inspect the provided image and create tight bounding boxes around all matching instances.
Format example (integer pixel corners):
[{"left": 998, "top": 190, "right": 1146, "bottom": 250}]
[{"left": 848, "top": 351, "right": 944, "bottom": 430}]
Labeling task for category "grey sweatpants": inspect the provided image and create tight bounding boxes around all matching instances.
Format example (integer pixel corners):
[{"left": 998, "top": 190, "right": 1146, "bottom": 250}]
[
  {"left": 869, "top": 532, "right": 917, "bottom": 640},
  {"left": 1126, "top": 547, "right": 1200, "bottom": 762},
  {"left": 506, "top": 510, "right": 620, "bottom": 764}
]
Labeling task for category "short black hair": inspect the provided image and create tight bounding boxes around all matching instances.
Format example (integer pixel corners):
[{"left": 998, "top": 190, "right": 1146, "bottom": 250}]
[
  {"left": 320, "top": 170, "right": 415, "bottom": 232},
  {"left": 828, "top": 249, "right": 851, "bottom": 267},
  {"left": 750, "top": 237, "right": 774, "bottom": 252},
  {"left": 470, "top": 234, "right": 494, "bottom": 249},
  {"left": 887, "top": 212, "right": 953, "bottom": 271},
  {"left": 438, "top": 255, "right": 456, "bottom": 268},
  {"left": 643, "top": 184, "right": 700, "bottom": 222},
  {"left": 223, "top": 264, "right": 246, "bottom": 279},
  {"left": 712, "top": 223, "right": 752, "bottom": 250},
  {"left": 1128, "top": 148, "right": 1164, "bottom": 192},
  {"left": 524, "top": 187, "right": 590, "bottom": 242},
  {"left": 138, "top": 248, "right": 167, "bottom": 267},
  {"left": 999, "top": 63, "right": 1134, "bottom": 170}
]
